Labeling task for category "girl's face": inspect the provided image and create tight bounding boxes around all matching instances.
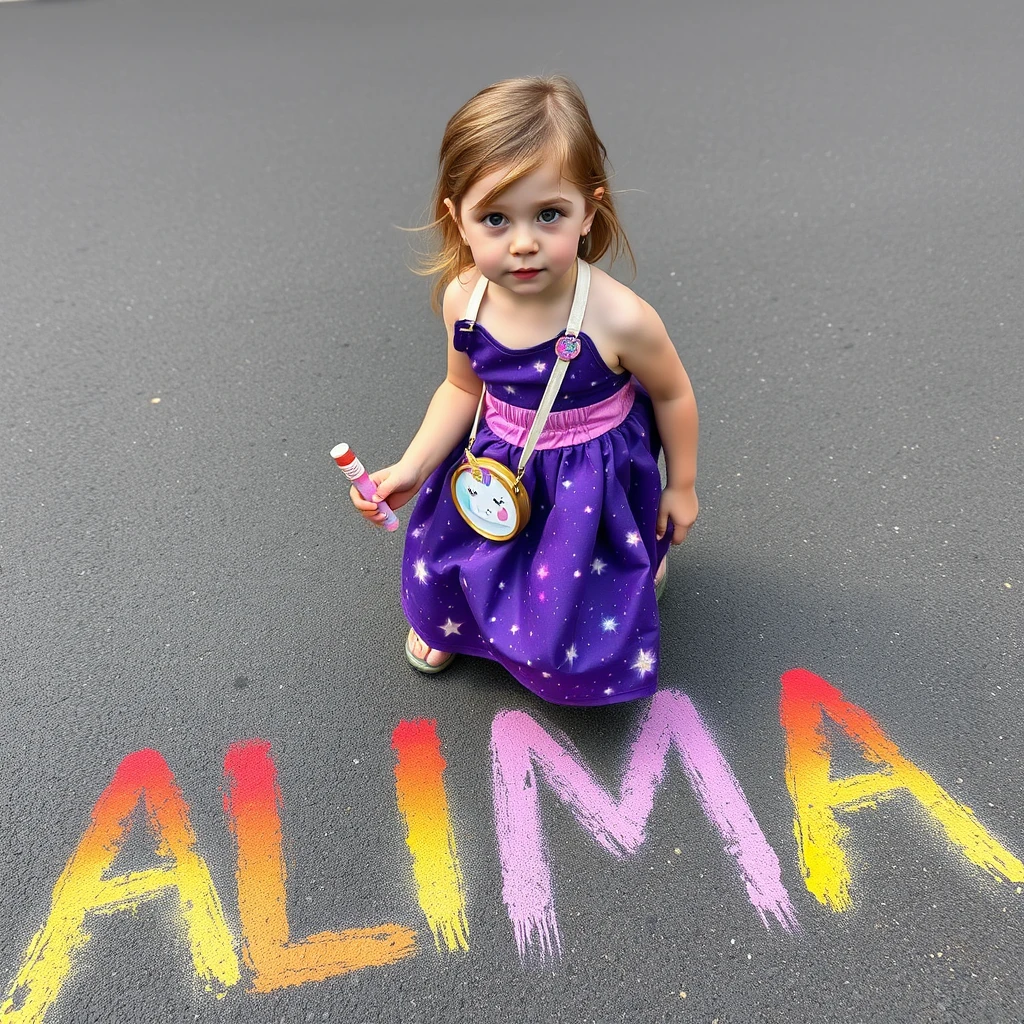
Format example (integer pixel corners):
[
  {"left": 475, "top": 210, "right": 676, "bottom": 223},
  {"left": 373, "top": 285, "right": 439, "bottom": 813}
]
[{"left": 445, "top": 156, "right": 602, "bottom": 300}]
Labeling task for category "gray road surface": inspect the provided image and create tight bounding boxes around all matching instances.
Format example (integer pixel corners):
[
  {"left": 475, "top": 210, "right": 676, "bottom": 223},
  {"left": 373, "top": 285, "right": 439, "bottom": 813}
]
[{"left": 2, "top": 1, "right": 1023, "bottom": 1022}]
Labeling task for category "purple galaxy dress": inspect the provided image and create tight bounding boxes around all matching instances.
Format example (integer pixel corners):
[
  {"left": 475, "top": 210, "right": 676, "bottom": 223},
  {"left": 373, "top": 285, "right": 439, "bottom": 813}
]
[{"left": 401, "top": 304, "right": 672, "bottom": 707}]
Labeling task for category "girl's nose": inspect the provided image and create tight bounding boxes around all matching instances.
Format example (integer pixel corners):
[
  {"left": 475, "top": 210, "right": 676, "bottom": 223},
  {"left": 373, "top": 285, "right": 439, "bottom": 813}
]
[{"left": 509, "top": 230, "right": 539, "bottom": 256}]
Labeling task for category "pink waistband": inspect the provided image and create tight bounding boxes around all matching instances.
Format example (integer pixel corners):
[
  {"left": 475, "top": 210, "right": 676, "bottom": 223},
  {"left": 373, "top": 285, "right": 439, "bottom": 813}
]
[{"left": 484, "top": 380, "right": 636, "bottom": 450}]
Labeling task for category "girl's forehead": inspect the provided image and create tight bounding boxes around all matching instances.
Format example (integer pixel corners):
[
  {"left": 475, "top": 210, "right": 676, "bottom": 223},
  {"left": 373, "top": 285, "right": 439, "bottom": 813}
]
[{"left": 464, "top": 159, "right": 580, "bottom": 209}]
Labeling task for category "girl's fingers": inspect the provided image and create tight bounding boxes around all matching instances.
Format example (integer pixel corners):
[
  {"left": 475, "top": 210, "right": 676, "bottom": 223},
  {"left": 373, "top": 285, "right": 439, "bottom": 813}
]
[
  {"left": 368, "top": 469, "right": 395, "bottom": 500},
  {"left": 350, "top": 483, "right": 380, "bottom": 511}
]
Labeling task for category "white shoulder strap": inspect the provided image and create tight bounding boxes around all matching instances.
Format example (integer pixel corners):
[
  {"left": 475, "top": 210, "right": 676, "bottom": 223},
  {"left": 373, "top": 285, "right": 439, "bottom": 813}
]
[
  {"left": 462, "top": 272, "right": 489, "bottom": 325},
  {"left": 515, "top": 259, "right": 591, "bottom": 471},
  {"left": 464, "top": 259, "right": 593, "bottom": 479},
  {"left": 565, "top": 258, "right": 591, "bottom": 336},
  {"left": 461, "top": 259, "right": 589, "bottom": 330}
]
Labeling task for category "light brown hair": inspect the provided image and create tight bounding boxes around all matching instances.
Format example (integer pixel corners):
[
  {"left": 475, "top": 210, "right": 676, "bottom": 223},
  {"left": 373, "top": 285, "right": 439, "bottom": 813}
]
[{"left": 410, "top": 75, "right": 636, "bottom": 314}]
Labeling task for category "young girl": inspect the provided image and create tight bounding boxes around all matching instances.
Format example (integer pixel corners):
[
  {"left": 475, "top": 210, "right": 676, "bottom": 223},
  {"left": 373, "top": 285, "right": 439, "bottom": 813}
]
[{"left": 352, "top": 75, "right": 699, "bottom": 706}]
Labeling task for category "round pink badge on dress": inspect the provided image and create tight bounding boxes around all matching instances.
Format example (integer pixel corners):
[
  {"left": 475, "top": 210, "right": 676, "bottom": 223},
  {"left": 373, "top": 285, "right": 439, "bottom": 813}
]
[{"left": 555, "top": 334, "right": 581, "bottom": 361}]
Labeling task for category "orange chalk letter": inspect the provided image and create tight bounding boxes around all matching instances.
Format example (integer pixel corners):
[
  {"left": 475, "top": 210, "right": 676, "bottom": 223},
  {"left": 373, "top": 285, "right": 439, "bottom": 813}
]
[{"left": 223, "top": 741, "right": 417, "bottom": 992}]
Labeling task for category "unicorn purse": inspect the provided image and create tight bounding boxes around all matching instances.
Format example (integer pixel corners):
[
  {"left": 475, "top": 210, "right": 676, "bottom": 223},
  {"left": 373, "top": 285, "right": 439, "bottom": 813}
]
[
  {"left": 451, "top": 259, "right": 591, "bottom": 542},
  {"left": 451, "top": 449, "right": 531, "bottom": 541}
]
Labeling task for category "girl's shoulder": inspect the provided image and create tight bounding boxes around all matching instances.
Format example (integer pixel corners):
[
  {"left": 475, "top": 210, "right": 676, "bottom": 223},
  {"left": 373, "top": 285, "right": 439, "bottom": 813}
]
[
  {"left": 442, "top": 268, "right": 483, "bottom": 325},
  {"left": 440, "top": 263, "right": 666, "bottom": 358},
  {"left": 584, "top": 265, "right": 663, "bottom": 347}
]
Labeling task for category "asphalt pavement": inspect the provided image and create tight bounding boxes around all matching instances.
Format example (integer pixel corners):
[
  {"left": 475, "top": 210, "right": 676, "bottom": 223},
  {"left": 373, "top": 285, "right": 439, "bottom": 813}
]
[{"left": 1, "top": 1, "right": 1023, "bottom": 1022}]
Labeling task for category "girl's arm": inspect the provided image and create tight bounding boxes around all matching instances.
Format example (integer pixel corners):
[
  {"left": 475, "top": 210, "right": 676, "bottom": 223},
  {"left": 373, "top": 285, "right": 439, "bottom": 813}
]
[
  {"left": 615, "top": 295, "right": 700, "bottom": 543},
  {"left": 352, "top": 280, "right": 482, "bottom": 522}
]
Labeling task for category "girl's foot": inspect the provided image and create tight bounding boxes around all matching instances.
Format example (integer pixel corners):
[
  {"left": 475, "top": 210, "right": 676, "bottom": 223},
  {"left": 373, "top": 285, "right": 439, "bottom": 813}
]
[
  {"left": 655, "top": 557, "right": 668, "bottom": 602},
  {"left": 405, "top": 628, "right": 456, "bottom": 674}
]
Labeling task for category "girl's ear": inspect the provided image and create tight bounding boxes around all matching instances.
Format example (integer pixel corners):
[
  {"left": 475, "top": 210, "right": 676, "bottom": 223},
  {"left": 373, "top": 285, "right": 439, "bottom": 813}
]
[
  {"left": 443, "top": 198, "right": 468, "bottom": 244},
  {"left": 581, "top": 187, "right": 605, "bottom": 236}
]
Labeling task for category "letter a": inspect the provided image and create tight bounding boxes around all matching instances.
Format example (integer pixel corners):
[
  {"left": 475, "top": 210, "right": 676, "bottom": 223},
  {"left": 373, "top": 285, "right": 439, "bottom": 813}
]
[
  {"left": 781, "top": 668, "right": 1024, "bottom": 911},
  {"left": 1, "top": 750, "right": 240, "bottom": 1024}
]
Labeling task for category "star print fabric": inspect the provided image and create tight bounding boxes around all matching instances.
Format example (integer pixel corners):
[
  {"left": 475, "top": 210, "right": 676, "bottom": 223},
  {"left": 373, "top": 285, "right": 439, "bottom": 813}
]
[{"left": 400, "top": 319, "right": 673, "bottom": 706}]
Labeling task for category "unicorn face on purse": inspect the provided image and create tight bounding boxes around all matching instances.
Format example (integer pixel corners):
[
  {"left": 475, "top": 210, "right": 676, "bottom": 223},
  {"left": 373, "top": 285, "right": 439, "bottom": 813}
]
[
  {"left": 452, "top": 458, "right": 524, "bottom": 540},
  {"left": 466, "top": 466, "right": 510, "bottom": 523}
]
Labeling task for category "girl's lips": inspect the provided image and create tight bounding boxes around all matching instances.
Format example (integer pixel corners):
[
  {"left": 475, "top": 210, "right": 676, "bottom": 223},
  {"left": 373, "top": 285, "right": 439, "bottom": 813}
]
[{"left": 511, "top": 269, "right": 541, "bottom": 279}]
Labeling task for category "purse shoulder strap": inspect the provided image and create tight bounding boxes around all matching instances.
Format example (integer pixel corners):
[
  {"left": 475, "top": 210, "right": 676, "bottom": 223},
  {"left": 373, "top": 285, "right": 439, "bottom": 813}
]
[
  {"left": 465, "top": 259, "right": 592, "bottom": 478},
  {"left": 516, "top": 260, "right": 590, "bottom": 472},
  {"left": 461, "top": 259, "right": 589, "bottom": 334},
  {"left": 563, "top": 258, "right": 591, "bottom": 336}
]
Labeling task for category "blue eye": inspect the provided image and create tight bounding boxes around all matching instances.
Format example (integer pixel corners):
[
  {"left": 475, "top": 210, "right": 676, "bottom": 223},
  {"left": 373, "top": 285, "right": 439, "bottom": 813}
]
[
  {"left": 484, "top": 213, "right": 506, "bottom": 228},
  {"left": 539, "top": 209, "right": 562, "bottom": 224}
]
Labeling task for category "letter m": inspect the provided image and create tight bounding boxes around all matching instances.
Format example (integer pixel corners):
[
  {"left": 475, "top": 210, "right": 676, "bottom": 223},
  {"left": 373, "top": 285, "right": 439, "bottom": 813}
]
[{"left": 490, "top": 690, "right": 798, "bottom": 962}]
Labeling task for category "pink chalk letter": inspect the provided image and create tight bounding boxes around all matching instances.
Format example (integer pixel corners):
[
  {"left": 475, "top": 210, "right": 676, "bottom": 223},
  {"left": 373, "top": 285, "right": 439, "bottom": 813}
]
[{"left": 490, "top": 689, "right": 798, "bottom": 961}]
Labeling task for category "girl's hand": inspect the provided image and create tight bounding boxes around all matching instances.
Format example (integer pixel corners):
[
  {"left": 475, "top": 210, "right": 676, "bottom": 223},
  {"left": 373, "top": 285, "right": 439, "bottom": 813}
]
[
  {"left": 350, "top": 460, "right": 422, "bottom": 526},
  {"left": 657, "top": 485, "right": 699, "bottom": 545}
]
